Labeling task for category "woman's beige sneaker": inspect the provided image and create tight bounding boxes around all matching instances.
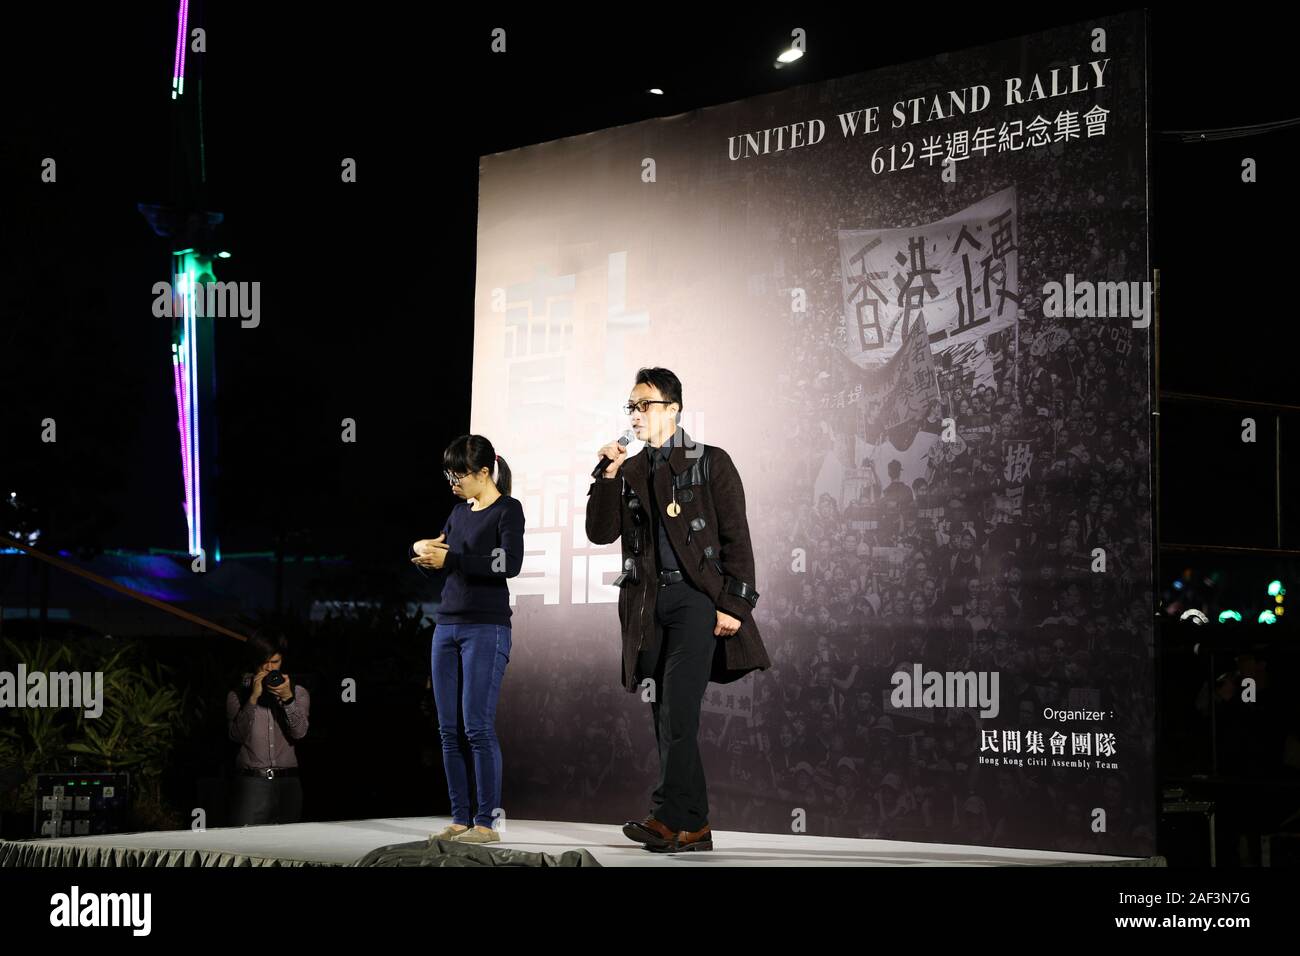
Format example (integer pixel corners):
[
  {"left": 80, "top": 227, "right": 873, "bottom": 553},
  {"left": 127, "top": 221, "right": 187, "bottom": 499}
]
[
  {"left": 450, "top": 826, "right": 500, "bottom": 844},
  {"left": 431, "top": 824, "right": 470, "bottom": 841}
]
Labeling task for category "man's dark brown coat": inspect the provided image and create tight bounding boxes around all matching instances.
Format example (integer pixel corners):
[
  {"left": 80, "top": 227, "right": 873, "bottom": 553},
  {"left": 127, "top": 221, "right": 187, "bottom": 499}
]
[{"left": 585, "top": 427, "right": 771, "bottom": 692}]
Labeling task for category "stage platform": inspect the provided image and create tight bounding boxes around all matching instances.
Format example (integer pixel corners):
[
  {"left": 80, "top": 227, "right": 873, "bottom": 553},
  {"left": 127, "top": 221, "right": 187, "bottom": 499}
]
[{"left": 0, "top": 818, "right": 1165, "bottom": 867}]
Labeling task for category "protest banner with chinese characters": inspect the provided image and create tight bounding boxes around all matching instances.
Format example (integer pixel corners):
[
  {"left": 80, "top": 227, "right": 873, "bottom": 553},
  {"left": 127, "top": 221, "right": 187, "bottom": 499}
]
[{"left": 838, "top": 186, "right": 1022, "bottom": 371}]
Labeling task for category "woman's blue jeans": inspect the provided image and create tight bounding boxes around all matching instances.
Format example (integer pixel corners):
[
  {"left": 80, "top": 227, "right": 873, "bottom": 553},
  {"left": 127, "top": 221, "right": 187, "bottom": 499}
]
[{"left": 430, "top": 622, "right": 511, "bottom": 828}]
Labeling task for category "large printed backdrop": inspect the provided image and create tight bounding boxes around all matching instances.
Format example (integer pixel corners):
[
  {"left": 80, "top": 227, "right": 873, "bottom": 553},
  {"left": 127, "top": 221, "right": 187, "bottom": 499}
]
[{"left": 471, "top": 12, "right": 1153, "bottom": 856}]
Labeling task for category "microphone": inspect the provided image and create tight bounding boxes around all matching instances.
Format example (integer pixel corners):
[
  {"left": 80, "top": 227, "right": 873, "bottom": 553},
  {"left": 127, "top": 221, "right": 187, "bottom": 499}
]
[{"left": 592, "top": 430, "right": 634, "bottom": 478}]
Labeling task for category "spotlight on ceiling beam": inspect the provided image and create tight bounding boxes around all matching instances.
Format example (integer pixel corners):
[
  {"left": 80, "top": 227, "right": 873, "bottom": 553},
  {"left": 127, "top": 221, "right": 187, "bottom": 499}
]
[
  {"left": 776, "top": 48, "right": 804, "bottom": 66},
  {"left": 648, "top": 88, "right": 664, "bottom": 95}
]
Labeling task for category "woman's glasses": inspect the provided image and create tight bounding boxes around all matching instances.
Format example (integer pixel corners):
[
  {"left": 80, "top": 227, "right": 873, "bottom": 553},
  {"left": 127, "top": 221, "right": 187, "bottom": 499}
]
[{"left": 443, "top": 470, "right": 467, "bottom": 485}]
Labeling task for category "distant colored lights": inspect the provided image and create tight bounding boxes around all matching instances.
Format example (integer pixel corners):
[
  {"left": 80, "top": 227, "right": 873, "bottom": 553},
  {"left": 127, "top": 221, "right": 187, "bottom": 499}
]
[
  {"left": 171, "top": 0, "right": 190, "bottom": 99},
  {"left": 170, "top": 252, "right": 204, "bottom": 557}
]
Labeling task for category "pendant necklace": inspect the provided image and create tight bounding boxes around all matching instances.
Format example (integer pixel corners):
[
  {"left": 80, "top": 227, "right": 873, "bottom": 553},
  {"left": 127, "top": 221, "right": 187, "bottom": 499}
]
[{"left": 661, "top": 441, "right": 681, "bottom": 516}]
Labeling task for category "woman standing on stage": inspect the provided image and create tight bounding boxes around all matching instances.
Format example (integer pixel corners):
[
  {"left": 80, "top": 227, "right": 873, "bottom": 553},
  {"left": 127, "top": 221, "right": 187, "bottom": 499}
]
[{"left": 411, "top": 434, "right": 524, "bottom": 843}]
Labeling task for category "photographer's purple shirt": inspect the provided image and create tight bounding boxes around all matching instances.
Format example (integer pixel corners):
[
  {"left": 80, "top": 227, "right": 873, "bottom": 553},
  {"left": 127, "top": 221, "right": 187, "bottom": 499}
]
[{"left": 226, "top": 676, "right": 311, "bottom": 770}]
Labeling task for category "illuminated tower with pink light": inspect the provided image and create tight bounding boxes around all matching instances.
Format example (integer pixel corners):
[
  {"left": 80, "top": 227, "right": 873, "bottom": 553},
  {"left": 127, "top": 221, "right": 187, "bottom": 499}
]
[{"left": 139, "top": 0, "right": 222, "bottom": 563}]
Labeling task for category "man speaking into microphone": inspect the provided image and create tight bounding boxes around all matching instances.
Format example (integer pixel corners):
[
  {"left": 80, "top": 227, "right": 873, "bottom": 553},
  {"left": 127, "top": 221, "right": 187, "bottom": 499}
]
[{"left": 586, "top": 367, "right": 770, "bottom": 852}]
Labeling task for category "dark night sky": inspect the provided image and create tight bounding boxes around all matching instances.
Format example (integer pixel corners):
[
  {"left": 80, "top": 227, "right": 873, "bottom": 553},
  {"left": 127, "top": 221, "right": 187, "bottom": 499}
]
[{"left": 2, "top": 3, "right": 1296, "bottom": 568}]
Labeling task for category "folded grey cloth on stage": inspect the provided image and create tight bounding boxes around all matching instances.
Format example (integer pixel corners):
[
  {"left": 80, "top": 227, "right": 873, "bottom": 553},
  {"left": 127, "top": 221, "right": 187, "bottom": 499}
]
[{"left": 350, "top": 836, "right": 598, "bottom": 867}]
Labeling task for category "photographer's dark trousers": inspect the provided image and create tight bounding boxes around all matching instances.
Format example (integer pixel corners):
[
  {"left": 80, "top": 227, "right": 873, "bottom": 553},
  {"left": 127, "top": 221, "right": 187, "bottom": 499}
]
[
  {"left": 638, "top": 577, "right": 717, "bottom": 833},
  {"left": 230, "top": 769, "right": 303, "bottom": 825}
]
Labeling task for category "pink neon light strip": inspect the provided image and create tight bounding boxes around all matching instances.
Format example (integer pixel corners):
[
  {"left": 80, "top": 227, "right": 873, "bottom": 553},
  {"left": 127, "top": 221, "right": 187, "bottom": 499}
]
[
  {"left": 178, "top": 340, "right": 193, "bottom": 527},
  {"left": 172, "top": 4, "right": 183, "bottom": 81},
  {"left": 188, "top": 275, "right": 201, "bottom": 552},
  {"left": 172, "top": 1, "right": 190, "bottom": 97},
  {"left": 172, "top": 354, "right": 192, "bottom": 525},
  {"left": 179, "top": 275, "right": 196, "bottom": 553},
  {"left": 178, "top": 1, "right": 189, "bottom": 83}
]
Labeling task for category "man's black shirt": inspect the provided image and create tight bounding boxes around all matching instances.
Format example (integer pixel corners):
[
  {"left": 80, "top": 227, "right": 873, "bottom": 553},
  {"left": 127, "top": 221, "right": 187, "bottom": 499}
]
[{"left": 645, "top": 428, "right": 684, "bottom": 572}]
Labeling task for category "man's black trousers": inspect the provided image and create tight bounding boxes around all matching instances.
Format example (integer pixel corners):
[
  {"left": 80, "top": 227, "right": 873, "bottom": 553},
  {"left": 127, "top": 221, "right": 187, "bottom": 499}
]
[{"left": 637, "top": 578, "right": 718, "bottom": 832}]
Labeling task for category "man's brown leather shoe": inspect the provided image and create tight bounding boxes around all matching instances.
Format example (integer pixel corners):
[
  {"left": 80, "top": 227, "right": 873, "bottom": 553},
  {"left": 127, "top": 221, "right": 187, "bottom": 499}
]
[
  {"left": 622, "top": 815, "right": 677, "bottom": 848},
  {"left": 648, "top": 823, "right": 713, "bottom": 853}
]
